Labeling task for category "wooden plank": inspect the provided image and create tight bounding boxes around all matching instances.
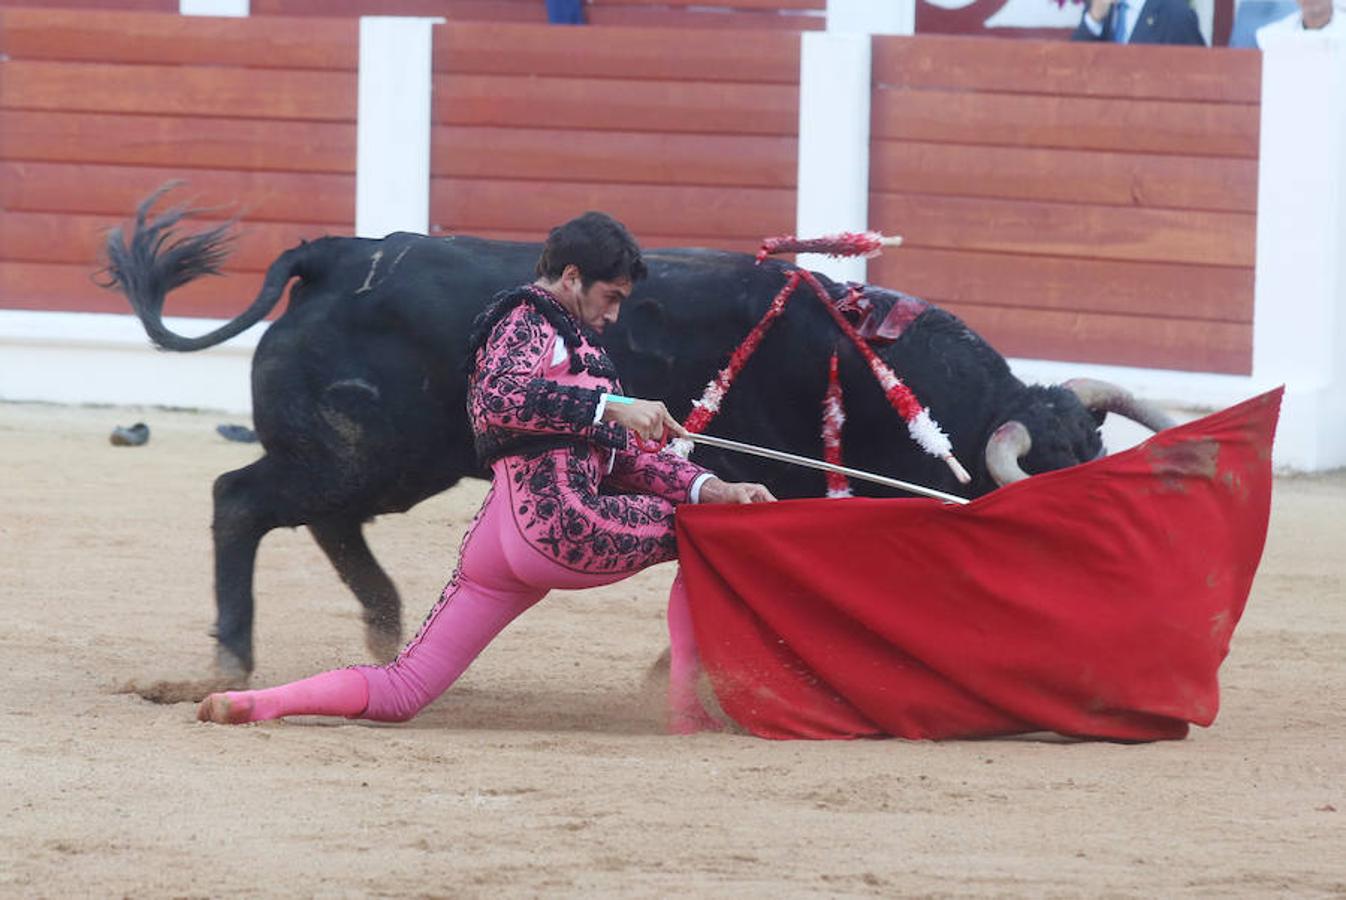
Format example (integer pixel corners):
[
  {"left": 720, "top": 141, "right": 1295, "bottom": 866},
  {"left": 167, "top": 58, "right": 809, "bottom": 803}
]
[
  {"left": 871, "top": 88, "right": 1260, "bottom": 158},
  {"left": 867, "top": 248, "right": 1252, "bottom": 323},
  {"left": 234, "top": 0, "right": 805, "bottom": 21},
  {"left": 870, "top": 140, "right": 1258, "bottom": 213},
  {"left": 0, "top": 61, "right": 358, "bottom": 122},
  {"left": 633, "top": 236, "right": 764, "bottom": 253},
  {"left": 0, "top": 0, "right": 172, "bottom": 10},
  {"left": 252, "top": 0, "right": 547, "bottom": 18},
  {"left": 940, "top": 302, "right": 1252, "bottom": 374},
  {"left": 0, "top": 161, "right": 354, "bottom": 225},
  {"left": 432, "top": 126, "right": 795, "bottom": 188},
  {"left": 433, "top": 22, "right": 801, "bottom": 83},
  {"left": 432, "top": 74, "right": 797, "bottom": 136},
  {"left": 0, "top": 111, "right": 356, "bottom": 174},
  {"left": 428, "top": 227, "right": 763, "bottom": 255},
  {"left": 870, "top": 192, "right": 1254, "bottom": 267},
  {"left": 430, "top": 178, "right": 793, "bottom": 241},
  {"left": 0, "top": 211, "right": 342, "bottom": 271},
  {"left": 0, "top": 260, "right": 132, "bottom": 315},
  {"left": 0, "top": 260, "right": 268, "bottom": 319},
  {"left": 922, "top": 26, "right": 1076, "bottom": 41},
  {"left": 0, "top": 8, "right": 357, "bottom": 69},
  {"left": 586, "top": 7, "right": 824, "bottom": 28},
  {"left": 591, "top": 0, "right": 823, "bottom": 9},
  {"left": 872, "top": 35, "right": 1261, "bottom": 104}
]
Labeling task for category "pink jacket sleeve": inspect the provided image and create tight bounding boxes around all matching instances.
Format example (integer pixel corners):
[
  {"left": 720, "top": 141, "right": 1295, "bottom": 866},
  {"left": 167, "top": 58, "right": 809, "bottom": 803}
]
[
  {"left": 604, "top": 446, "right": 711, "bottom": 505},
  {"left": 470, "top": 302, "right": 626, "bottom": 449}
]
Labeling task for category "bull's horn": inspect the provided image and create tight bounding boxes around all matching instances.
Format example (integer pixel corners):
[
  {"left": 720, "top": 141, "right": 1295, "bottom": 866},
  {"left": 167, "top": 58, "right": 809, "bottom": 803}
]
[
  {"left": 985, "top": 420, "right": 1032, "bottom": 487},
  {"left": 1062, "top": 377, "right": 1177, "bottom": 433}
]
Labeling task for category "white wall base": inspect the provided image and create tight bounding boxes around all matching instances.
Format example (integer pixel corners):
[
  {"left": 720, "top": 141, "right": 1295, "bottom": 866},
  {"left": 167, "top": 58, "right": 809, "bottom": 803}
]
[
  {"left": 1009, "top": 356, "right": 1338, "bottom": 472},
  {"left": 1268, "top": 382, "right": 1346, "bottom": 472},
  {"left": 0, "top": 311, "right": 261, "bottom": 415},
  {"left": 4, "top": 311, "right": 1335, "bottom": 472}
]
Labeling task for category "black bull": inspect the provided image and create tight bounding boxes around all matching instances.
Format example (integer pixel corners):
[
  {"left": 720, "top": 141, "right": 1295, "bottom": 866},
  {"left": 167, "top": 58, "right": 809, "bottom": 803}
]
[{"left": 104, "top": 196, "right": 1173, "bottom": 679}]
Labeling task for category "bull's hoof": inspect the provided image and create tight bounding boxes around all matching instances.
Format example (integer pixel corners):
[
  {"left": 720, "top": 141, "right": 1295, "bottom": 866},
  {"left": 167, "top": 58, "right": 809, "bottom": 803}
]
[
  {"left": 117, "top": 675, "right": 245, "bottom": 705},
  {"left": 365, "top": 624, "right": 403, "bottom": 664},
  {"left": 214, "top": 646, "right": 253, "bottom": 684}
]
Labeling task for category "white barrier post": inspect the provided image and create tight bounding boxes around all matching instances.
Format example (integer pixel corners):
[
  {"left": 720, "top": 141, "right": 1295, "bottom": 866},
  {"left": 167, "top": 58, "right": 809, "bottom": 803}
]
[
  {"left": 796, "top": 2, "right": 913, "bottom": 282},
  {"left": 795, "top": 33, "right": 873, "bottom": 283},
  {"left": 356, "top": 16, "right": 442, "bottom": 239},
  {"left": 826, "top": 0, "right": 914, "bottom": 35},
  {"left": 179, "top": 0, "right": 249, "bottom": 15},
  {"left": 1251, "top": 32, "right": 1346, "bottom": 469}
]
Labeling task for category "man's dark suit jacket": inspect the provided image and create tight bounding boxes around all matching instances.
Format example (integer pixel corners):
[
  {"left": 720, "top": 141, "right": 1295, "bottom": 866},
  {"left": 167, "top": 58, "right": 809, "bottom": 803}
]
[{"left": 1072, "top": 0, "right": 1207, "bottom": 44}]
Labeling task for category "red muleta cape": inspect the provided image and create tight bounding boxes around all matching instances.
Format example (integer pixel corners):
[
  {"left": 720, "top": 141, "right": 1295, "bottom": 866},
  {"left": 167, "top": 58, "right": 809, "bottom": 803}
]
[{"left": 675, "top": 388, "right": 1281, "bottom": 742}]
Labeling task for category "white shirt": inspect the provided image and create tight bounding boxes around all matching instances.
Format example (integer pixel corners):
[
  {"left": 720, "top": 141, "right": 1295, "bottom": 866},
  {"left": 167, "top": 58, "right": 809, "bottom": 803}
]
[{"left": 1256, "top": 4, "right": 1346, "bottom": 46}]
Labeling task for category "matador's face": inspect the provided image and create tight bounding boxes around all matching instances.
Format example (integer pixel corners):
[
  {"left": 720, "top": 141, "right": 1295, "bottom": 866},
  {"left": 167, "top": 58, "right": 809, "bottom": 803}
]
[{"left": 559, "top": 266, "right": 631, "bottom": 334}]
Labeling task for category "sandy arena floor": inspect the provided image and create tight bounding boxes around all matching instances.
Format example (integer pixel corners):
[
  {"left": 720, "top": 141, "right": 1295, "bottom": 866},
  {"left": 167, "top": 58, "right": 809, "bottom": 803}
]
[{"left": 1, "top": 400, "right": 1343, "bottom": 897}]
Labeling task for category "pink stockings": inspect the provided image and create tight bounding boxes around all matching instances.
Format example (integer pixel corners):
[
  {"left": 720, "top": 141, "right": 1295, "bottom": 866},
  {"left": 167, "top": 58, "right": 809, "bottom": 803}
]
[
  {"left": 664, "top": 568, "right": 717, "bottom": 734},
  {"left": 199, "top": 477, "right": 713, "bottom": 730},
  {"left": 196, "top": 668, "right": 369, "bottom": 724}
]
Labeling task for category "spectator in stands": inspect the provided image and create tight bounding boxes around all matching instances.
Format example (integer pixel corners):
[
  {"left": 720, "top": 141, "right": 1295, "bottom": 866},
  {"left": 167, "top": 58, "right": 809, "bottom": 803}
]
[
  {"left": 1072, "top": 0, "right": 1206, "bottom": 43},
  {"left": 546, "top": 0, "right": 585, "bottom": 24},
  {"left": 1255, "top": 0, "right": 1346, "bottom": 43}
]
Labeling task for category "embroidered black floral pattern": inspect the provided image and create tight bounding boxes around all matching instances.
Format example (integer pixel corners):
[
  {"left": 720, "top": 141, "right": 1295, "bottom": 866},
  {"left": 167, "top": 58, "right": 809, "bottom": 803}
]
[
  {"left": 470, "top": 294, "right": 627, "bottom": 465},
  {"left": 467, "top": 282, "right": 711, "bottom": 574},
  {"left": 504, "top": 446, "right": 679, "bottom": 572}
]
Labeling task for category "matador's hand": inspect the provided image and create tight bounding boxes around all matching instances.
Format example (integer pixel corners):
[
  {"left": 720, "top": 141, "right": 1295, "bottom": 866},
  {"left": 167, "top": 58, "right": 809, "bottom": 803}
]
[
  {"left": 603, "top": 397, "right": 688, "bottom": 445},
  {"left": 698, "top": 478, "right": 776, "bottom": 505}
]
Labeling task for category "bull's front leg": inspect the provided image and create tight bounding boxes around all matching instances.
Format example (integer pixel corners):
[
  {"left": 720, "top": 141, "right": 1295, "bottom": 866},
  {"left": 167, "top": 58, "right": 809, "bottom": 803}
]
[{"left": 666, "top": 570, "right": 722, "bottom": 734}]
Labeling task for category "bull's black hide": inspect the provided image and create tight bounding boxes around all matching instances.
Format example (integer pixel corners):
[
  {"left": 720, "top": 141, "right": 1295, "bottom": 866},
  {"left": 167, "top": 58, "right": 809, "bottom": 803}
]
[{"left": 104, "top": 192, "right": 1139, "bottom": 678}]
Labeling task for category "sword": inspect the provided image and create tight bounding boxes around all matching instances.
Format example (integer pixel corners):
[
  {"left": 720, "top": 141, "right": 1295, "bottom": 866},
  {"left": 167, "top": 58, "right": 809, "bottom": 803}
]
[{"left": 679, "top": 432, "right": 970, "bottom": 506}]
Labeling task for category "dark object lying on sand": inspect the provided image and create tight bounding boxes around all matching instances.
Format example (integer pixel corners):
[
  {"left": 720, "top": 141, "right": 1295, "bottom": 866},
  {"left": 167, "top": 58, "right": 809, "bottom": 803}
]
[
  {"left": 109, "top": 422, "right": 150, "bottom": 447},
  {"left": 216, "top": 424, "right": 258, "bottom": 443}
]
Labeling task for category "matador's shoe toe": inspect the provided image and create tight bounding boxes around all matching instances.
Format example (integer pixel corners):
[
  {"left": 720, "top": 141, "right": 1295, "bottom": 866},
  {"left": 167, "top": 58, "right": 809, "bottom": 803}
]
[{"left": 196, "top": 692, "right": 255, "bottom": 725}]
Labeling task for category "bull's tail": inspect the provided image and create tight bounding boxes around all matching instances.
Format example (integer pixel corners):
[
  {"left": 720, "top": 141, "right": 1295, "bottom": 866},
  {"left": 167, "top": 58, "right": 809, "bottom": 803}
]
[{"left": 100, "top": 183, "right": 303, "bottom": 352}]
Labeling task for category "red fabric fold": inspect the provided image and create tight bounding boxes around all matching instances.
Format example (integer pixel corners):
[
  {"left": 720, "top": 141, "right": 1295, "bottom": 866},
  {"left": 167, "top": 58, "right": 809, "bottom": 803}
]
[{"left": 675, "top": 388, "right": 1281, "bottom": 741}]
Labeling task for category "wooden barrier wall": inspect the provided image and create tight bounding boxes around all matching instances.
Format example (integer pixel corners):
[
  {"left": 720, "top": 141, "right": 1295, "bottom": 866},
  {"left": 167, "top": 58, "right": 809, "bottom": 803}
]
[
  {"left": 0, "top": 8, "right": 358, "bottom": 317},
  {"left": 1, "top": 8, "right": 1263, "bottom": 377},
  {"left": 867, "top": 36, "right": 1261, "bottom": 374},
  {"left": 254, "top": 0, "right": 825, "bottom": 29},
  {"left": 0, "top": 0, "right": 825, "bottom": 30},
  {"left": 0, "top": 10, "right": 800, "bottom": 319},
  {"left": 424, "top": 23, "right": 800, "bottom": 251}
]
